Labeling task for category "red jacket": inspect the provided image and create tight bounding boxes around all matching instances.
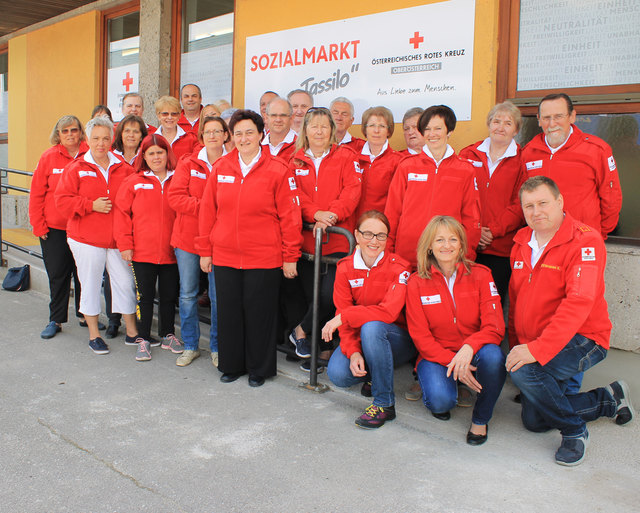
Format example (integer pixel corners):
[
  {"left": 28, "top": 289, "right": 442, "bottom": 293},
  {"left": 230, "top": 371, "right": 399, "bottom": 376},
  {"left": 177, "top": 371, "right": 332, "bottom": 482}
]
[
  {"left": 155, "top": 128, "right": 198, "bottom": 160},
  {"left": 406, "top": 263, "right": 504, "bottom": 367},
  {"left": 291, "top": 144, "right": 362, "bottom": 255},
  {"left": 114, "top": 171, "right": 176, "bottom": 264},
  {"left": 55, "top": 154, "right": 134, "bottom": 248},
  {"left": 341, "top": 136, "right": 365, "bottom": 153},
  {"left": 459, "top": 141, "right": 527, "bottom": 258},
  {"left": 178, "top": 111, "right": 200, "bottom": 134},
  {"left": 384, "top": 150, "right": 481, "bottom": 268},
  {"left": 334, "top": 251, "right": 411, "bottom": 358},
  {"left": 29, "top": 142, "right": 88, "bottom": 236},
  {"left": 521, "top": 126, "right": 622, "bottom": 238},
  {"left": 356, "top": 146, "right": 402, "bottom": 219},
  {"left": 508, "top": 213, "right": 611, "bottom": 365},
  {"left": 196, "top": 149, "right": 303, "bottom": 269},
  {"left": 168, "top": 153, "right": 212, "bottom": 254},
  {"left": 263, "top": 140, "right": 297, "bottom": 164}
]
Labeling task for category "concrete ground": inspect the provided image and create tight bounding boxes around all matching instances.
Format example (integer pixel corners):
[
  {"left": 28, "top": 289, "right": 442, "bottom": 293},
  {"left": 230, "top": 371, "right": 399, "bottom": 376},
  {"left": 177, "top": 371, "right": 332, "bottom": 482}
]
[{"left": 1, "top": 286, "right": 639, "bottom": 513}]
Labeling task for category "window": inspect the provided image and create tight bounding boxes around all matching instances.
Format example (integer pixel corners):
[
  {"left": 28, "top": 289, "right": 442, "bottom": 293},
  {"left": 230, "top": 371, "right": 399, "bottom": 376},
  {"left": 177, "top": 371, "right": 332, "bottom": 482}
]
[
  {"left": 0, "top": 48, "right": 8, "bottom": 172},
  {"left": 103, "top": 6, "right": 140, "bottom": 121},
  {"left": 176, "top": 0, "right": 234, "bottom": 105}
]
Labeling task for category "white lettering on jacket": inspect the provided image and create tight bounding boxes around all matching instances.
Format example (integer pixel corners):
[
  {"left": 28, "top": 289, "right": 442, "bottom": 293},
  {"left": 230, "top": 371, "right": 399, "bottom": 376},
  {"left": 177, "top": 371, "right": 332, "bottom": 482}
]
[
  {"left": 218, "top": 175, "right": 235, "bottom": 183},
  {"left": 288, "top": 177, "right": 297, "bottom": 190},
  {"left": 349, "top": 278, "right": 364, "bottom": 288},
  {"left": 295, "top": 169, "right": 309, "bottom": 176},
  {"left": 134, "top": 183, "right": 154, "bottom": 190},
  {"left": 489, "top": 281, "right": 499, "bottom": 296},
  {"left": 608, "top": 156, "right": 616, "bottom": 171},
  {"left": 514, "top": 261, "right": 524, "bottom": 269},
  {"left": 420, "top": 294, "right": 441, "bottom": 305},
  {"left": 52, "top": 168, "right": 64, "bottom": 174}
]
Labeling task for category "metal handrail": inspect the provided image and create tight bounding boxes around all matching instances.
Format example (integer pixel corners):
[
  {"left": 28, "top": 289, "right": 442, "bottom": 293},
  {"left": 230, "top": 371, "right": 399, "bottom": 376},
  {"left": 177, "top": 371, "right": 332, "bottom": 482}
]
[{"left": 1, "top": 167, "right": 36, "bottom": 266}]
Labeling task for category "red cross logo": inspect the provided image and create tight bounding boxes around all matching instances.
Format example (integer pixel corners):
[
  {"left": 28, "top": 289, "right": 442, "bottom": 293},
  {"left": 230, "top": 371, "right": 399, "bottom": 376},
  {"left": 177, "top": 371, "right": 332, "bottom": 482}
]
[
  {"left": 409, "top": 31, "right": 424, "bottom": 49},
  {"left": 122, "top": 72, "right": 134, "bottom": 92},
  {"left": 584, "top": 248, "right": 592, "bottom": 256}
]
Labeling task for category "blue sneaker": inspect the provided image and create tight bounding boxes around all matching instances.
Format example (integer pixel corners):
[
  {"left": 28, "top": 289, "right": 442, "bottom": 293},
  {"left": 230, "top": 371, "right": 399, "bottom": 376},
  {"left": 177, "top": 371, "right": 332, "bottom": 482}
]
[
  {"left": 289, "top": 330, "right": 311, "bottom": 358},
  {"left": 41, "top": 321, "right": 61, "bottom": 339},
  {"left": 555, "top": 431, "right": 588, "bottom": 466},
  {"left": 89, "top": 337, "right": 109, "bottom": 355}
]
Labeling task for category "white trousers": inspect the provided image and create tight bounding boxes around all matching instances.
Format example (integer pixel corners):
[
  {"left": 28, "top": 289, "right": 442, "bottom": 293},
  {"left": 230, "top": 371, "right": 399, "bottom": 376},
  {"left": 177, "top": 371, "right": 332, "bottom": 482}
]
[{"left": 68, "top": 238, "right": 136, "bottom": 316}]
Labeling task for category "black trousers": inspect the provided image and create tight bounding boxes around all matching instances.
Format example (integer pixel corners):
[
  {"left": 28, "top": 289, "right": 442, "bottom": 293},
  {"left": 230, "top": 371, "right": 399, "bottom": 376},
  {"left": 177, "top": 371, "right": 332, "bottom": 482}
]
[
  {"left": 39, "top": 228, "right": 81, "bottom": 323},
  {"left": 214, "top": 266, "right": 281, "bottom": 378},
  {"left": 131, "top": 261, "right": 179, "bottom": 339},
  {"left": 103, "top": 271, "right": 123, "bottom": 326},
  {"left": 475, "top": 253, "right": 511, "bottom": 302}
]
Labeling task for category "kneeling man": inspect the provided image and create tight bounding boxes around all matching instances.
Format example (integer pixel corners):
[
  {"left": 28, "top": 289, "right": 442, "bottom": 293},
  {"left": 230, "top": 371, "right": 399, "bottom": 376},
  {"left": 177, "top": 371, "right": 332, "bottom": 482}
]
[{"left": 506, "top": 175, "right": 633, "bottom": 466}]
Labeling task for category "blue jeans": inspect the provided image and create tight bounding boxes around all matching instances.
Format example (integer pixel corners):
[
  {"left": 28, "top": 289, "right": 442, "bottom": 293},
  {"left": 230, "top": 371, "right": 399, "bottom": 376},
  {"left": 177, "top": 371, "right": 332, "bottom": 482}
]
[
  {"left": 510, "top": 334, "right": 615, "bottom": 438},
  {"left": 175, "top": 248, "right": 218, "bottom": 352},
  {"left": 417, "top": 344, "right": 506, "bottom": 425},
  {"left": 327, "top": 321, "right": 416, "bottom": 407}
]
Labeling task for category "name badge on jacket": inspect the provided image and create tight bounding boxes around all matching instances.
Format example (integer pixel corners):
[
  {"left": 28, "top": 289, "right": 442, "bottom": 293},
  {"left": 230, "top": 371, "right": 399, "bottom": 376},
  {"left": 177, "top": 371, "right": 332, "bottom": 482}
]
[
  {"left": 134, "top": 183, "right": 154, "bottom": 190},
  {"left": 525, "top": 160, "right": 543, "bottom": 171},
  {"left": 295, "top": 169, "right": 309, "bottom": 176},
  {"left": 218, "top": 175, "right": 235, "bottom": 183},
  {"left": 78, "top": 170, "right": 97, "bottom": 178},
  {"left": 191, "top": 169, "right": 207, "bottom": 179},
  {"left": 349, "top": 278, "right": 364, "bottom": 288},
  {"left": 408, "top": 173, "right": 428, "bottom": 182},
  {"left": 420, "top": 294, "right": 441, "bottom": 305}
]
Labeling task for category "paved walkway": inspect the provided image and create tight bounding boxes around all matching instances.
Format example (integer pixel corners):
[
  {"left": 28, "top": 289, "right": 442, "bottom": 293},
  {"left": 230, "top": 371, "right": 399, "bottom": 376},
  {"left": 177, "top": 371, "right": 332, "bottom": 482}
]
[{"left": 1, "top": 288, "right": 638, "bottom": 513}]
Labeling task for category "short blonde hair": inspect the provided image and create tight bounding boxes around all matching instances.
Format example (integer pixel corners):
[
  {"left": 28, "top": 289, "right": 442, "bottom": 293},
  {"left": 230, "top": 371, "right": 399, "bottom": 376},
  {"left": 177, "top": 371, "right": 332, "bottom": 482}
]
[
  {"left": 416, "top": 216, "right": 472, "bottom": 279},
  {"left": 361, "top": 106, "right": 395, "bottom": 138},
  {"left": 155, "top": 95, "right": 181, "bottom": 115},
  {"left": 486, "top": 101, "right": 522, "bottom": 132}
]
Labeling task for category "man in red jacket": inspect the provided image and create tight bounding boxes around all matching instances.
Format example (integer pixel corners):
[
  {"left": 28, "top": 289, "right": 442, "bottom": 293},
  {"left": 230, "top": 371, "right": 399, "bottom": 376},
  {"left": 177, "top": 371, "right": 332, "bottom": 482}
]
[{"left": 506, "top": 176, "right": 633, "bottom": 466}]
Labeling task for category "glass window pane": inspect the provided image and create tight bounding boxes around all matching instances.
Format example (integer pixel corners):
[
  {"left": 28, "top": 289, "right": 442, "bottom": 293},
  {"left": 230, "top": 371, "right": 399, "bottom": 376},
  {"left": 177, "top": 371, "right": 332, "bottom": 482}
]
[
  {"left": 181, "top": 0, "right": 233, "bottom": 106},
  {"left": 0, "top": 52, "right": 8, "bottom": 134},
  {"left": 106, "top": 12, "right": 140, "bottom": 121}
]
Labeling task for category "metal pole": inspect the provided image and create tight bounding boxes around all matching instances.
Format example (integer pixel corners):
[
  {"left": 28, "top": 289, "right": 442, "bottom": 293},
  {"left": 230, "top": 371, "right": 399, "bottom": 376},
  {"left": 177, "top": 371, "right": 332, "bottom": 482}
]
[{"left": 309, "top": 226, "right": 323, "bottom": 387}]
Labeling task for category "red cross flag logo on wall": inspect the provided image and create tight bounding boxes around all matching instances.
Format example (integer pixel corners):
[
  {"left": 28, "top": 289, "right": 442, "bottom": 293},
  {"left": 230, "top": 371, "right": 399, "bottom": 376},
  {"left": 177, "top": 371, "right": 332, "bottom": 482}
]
[
  {"left": 122, "top": 71, "right": 134, "bottom": 92},
  {"left": 409, "top": 31, "right": 424, "bottom": 49}
]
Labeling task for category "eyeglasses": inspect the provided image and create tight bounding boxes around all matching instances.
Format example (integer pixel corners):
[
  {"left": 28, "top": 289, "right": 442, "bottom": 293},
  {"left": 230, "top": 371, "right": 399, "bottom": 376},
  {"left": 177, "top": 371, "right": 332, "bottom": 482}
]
[
  {"left": 60, "top": 127, "right": 80, "bottom": 134},
  {"left": 159, "top": 112, "right": 180, "bottom": 117},
  {"left": 539, "top": 113, "right": 569, "bottom": 123},
  {"left": 366, "top": 124, "right": 388, "bottom": 131},
  {"left": 357, "top": 229, "right": 388, "bottom": 241},
  {"left": 203, "top": 129, "right": 224, "bottom": 136}
]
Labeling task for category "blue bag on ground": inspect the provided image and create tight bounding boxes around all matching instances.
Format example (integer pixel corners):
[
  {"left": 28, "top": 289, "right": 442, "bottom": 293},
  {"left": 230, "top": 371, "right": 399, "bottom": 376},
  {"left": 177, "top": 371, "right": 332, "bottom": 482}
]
[{"left": 2, "top": 264, "right": 30, "bottom": 291}]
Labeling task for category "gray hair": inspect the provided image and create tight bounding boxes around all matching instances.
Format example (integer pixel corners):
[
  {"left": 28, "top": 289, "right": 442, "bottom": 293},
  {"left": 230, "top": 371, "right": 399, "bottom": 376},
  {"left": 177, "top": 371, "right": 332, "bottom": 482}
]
[
  {"left": 266, "top": 98, "right": 293, "bottom": 116},
  {"left": 50, "top": 115, "right": 85, "bottom": 145},
  {"left": 487, "top": 101, "right": 522, "bottom": 131},
  {"left": 402, "top": 107, "right": 424, "bottom": 125},
  {"left": 220, "top": 108, "right": 238, "bottom": 122},
  {"left": 122, "top": 92, "right": 143, "bottom": 108},
  {"left": 330, "top": 97, "right": 354, "bottom": 117},
  {"left": 85, "top": 116, "right": 114, "bottom": 140},
  {"left": 287, "top": 89, "right": 314, "bottom": 106}
]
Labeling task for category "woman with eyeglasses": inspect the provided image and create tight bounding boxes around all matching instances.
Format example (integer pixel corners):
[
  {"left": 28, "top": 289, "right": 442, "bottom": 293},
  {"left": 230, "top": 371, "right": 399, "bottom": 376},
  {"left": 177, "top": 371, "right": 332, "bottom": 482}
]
[
  {"left": 385, "top": 105, "right": 481, "bottom": 270},
  {"left": 197, "top": 109, "right": 302, "bottom": 387},
  {"left": 355, "top": 106, "right": 402, "bottom": 219},
  {"left": 324, "top": 210, "right": 415, "bottom": 428},
  {"left": 30, "top": 115, "right": 91, "bottom": 339},
  {"left": 406, "top": 216, "right": 506, "bottom": 445},
  {"left": 154, "top": 96, "right": 197, "bottom": 160},
  {"left": 168, "top": 115, "right": 231, "bottom": 369},
  {"left": 287, "top": 107, "right": 362, "bottom": 368}
]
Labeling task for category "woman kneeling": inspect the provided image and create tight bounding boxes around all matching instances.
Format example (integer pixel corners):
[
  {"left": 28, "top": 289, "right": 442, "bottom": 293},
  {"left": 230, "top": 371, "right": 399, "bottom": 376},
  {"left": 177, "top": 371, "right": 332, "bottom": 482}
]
[
  {"left": 406, "top": 216, "right": 506, "bottom": 445},
  {"left": 325, "top": 211, "right": 416, "bottom": 429}
]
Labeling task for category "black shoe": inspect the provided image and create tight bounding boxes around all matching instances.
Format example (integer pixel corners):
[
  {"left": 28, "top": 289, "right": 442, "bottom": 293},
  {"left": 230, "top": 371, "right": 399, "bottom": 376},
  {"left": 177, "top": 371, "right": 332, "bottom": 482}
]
[
  {"left": 105, "top": 324, "right": 120, "bottom": 339},
  {"left": 248, "top": 375, "right": 265, "bottom": 387},
  {"left": 220, "top": 372, "right": 245, "bottom": 383},
  {"left": 606, "top": 380, "right": 635, "bottom": 425},
  {"left": 432, "top": 411, "right": 451, "bottom": 421},
  {"left": 300, "top": 361, "right": 324, "bottom": 374},
  {"left": 514, "top": 393, "right": 522, "bottom": 403},
  {"left": 360, "top": 381, "right": 372, "bottom": 397},
  {"left": 466, "top": 425, "right": 488, "bottom": 446},
  {"left": 79, "top": 320, "right": 107, "bottom": 330}
]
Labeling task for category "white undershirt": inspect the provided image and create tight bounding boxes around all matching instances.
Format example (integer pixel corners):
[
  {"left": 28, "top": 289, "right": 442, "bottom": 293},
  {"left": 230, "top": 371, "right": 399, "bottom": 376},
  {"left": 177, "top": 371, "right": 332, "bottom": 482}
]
[
  {"left": 528, "top": 231, "right": 548, "bottom": 268},
  {"left": 143, "top": 169, "right": 174, "bottom": 190},
  {"left": 155, "top": 125, "right": 186, "bottom": 146},
  {"left": 353, "top": 248, "right": 384, "bottom": 270},
  {"left": 361, "top": 140, "right": 388, "bottom": 163},
  {"left": 422, "top": 144, "right": 455, "bottom": 167},
  {"left": 445, "top": 270, "right": 457, "bottom": 307},
  {"left": 239, "top": 148, "right": 261, "bottom": 177},
  {"left": 477, "top": 137, "right": 518, "bottom": 177},
  {"left": 407, "top": 147, "right": 419, "bottom": 155},
  {"left": 305, "top": 148, "right": 330, "bottom": 178},
  {"left": 339, "top": 132, "right": 353, "bottom": 145},
  {"left": 263, "top": 128, "right": 296, "bottom": 156},
  {"left": 545, "top": 126, "right": 573, "bottom": 154},
  {"left": 197, "top": 146, "right": 214, "bottom": 171},
  {"left": 84, "top": 151, "right": 121, "bottom": 184}
]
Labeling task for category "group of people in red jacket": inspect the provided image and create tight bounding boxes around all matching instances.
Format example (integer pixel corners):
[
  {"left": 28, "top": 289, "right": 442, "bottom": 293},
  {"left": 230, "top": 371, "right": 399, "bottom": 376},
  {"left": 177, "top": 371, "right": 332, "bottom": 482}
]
[{"left": 29, "top": 88, "right": 633, "bottom": 466}]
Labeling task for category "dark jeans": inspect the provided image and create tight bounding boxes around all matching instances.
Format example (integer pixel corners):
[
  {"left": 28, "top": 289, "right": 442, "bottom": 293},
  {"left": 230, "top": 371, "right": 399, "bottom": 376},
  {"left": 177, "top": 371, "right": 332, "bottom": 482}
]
[
  {"left": 131, "top": 261, "right": 179, "bottom": 339},
  {"left": 510, "top": 334, "right": 616, "bottom": 438},
  {"left": 40, "top": 228, "right": 80, "bottom": 323}
]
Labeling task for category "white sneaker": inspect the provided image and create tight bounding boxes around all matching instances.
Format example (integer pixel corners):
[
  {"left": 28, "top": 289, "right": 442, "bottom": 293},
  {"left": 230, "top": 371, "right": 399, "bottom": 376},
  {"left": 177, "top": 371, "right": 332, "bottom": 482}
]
[
  {"left": 211, "top": 351, "right": 219, "bottom": 368},
  {"left": 176, "top": 349, "right": 200, "bottom": 367}
]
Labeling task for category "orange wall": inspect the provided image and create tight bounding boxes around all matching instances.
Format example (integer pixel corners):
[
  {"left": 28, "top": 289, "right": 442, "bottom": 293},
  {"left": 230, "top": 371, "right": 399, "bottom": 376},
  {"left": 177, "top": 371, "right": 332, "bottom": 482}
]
[
  {"left": 233, "top": 0, "right": 500, "bottom": 151},
  {"left": 9, "top": 11, "right": 101, "bottom": 177}
]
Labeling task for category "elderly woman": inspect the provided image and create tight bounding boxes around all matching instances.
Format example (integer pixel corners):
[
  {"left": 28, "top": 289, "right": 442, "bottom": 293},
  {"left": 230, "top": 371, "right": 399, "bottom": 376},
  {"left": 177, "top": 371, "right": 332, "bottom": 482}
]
[
  {"left": 55, "top": 116, "right": 140, "bottom": 354},
  {"left": 196, "top": 109, "right": 302, "bottom": 387},
  {"left": 29, "top": 115, "right": 89, "bottom": 339},
  {"left": 113, "top": 114, "right": 148, "bottom": 165},
  {"left": 459, "top": 101, "right": 526, "bottom": 301},
  {"left": 154, "top": 95, "right": 197, "bottom": 160},
  {"left": 406, "top": 216, "right": 506, "bottom": 445},
  {"left": 169, "top": 115, "right": 231, "bottom": 368},
  {"left": 115, "top": 134, "right": 181, "bottom": 361},
  {"left": 324, "top": 210, "right": 415, "bottom": 428},
  {"left": 385, "top": 105, "right": 481, "bottom": 269},
  {"left": 356, "top": 106, "right": 402, "bottom": 219},
  {"left": 287, "top": 107, "right": 362, "bottom": 366}
]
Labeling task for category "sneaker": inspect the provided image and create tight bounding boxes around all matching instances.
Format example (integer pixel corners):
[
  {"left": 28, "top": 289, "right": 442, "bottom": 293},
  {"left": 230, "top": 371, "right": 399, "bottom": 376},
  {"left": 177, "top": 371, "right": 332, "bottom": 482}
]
[
  {"left": 361, "top": 381, "right": 372, "bottom": 397},
  {"left": 300, "top": 361, "right": 324, "bottom": 374},
  {"left": 176, "top": 349, "right": 200, "bottom": 367},
  {"left": 405, "top": 382, "right": 422, "bottom": 401},
  {"left": 41, "top": 321, "right": 61, "bottom": 339},
  {"left": 161, "top": 333, "right": 184, "bottom": 354},
  {"left": 89, "top": 337, "right": 109, "bottom": 355},
  {"left": 605, "top": 380, "right": 634, "bottom": 425},
  {"left": 355, "top": 404, "right": 396, "bottom": 429},
  {"left": 211, "top": 351, "right": 219, "bottom": 368},
  {"left": 555, "top": 432, "right": 589, "bottom": 466},
  {"left": 289, "top": 330, "right": 312, "bottom": 359},
  {"left": 125, "top": 334, "right": 141, "bottom": 346},
  {"left": 135, "top": 340, "right": 152, "bottom": 361},
  {"left": 148, "top": 336, "right": 161, "bottom": 347}
]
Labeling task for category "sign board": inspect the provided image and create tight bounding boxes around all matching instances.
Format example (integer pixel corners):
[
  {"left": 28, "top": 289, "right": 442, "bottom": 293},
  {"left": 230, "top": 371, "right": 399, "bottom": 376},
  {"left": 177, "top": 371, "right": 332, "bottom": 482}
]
[
  {"left": 244, "top": 0, "right": 476, "bottom": 121},
  {"left": 106, "top": 63, "right": 139, "bottom": 122}
]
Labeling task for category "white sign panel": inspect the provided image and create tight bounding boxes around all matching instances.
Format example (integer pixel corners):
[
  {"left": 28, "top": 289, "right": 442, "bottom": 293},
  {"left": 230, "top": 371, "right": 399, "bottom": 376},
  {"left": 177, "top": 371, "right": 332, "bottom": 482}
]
[
  {"left": 517, "top": 0, "right": 640, "bottom": 91},
  {"left": 107, "top": 63, "right": 139, "bottom": 122},
  {"left": 244, "top": 0, "right": 476, "bottom": 121}
]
